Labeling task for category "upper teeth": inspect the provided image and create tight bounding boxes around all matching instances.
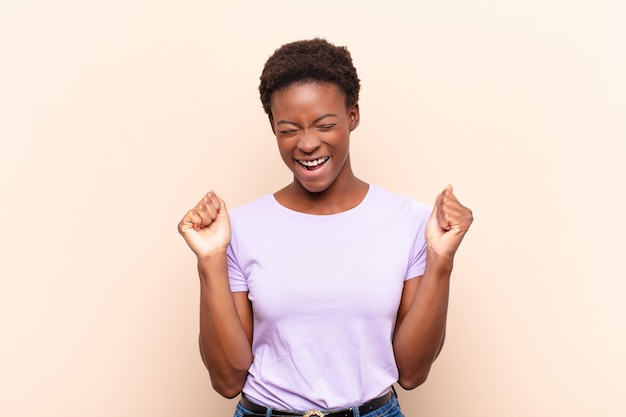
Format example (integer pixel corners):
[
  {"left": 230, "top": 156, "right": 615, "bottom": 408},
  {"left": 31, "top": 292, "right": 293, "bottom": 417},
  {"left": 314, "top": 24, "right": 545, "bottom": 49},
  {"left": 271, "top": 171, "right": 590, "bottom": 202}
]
[{"left": 299, "top": 157, "right": 329, "bottom": 167}]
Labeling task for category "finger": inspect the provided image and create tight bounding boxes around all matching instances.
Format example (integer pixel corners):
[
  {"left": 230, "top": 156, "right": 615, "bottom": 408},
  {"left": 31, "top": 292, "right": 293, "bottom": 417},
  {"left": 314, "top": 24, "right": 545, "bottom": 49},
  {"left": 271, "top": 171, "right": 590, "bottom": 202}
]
[
  {"left": 210, "top": 192, "right": 229, "bottom": 221},
  {"left": 178, "top": 210, "right": 196, "bottom": 234},
  {"left": 178, "top": 208, "right": 203, "bottom": 233},
  {"left": 437, "top": 212, "right": 452, "bottom": 231},
  {"left": 215, "top": 194, "right": 229, "bottom": 220},
  {"left": 427, "top": 195, "right": 439, "bottom": 225},
  {"left": 189, "top": 193, "right": 217, "bottom": 230},
  {"left": 437, "top": 187, "right": 473, "bottom": 232},
  {"left": 440, "top": 184, "right": 461, "bottom": 206},
  {"left": 427, "top": 190, "right": 449, "bottom": 237},
  {"left": 190, "top": 208, "right": 212, "bottom": 231},
  {"left": 435, "top": 189, "right": 452, "bottom": 231},
  {"left": 201, "top": 193, "right": 219, "bottom": 221},
  {"left": 437, "top": 185, "right": 468, "bottom": 230}
]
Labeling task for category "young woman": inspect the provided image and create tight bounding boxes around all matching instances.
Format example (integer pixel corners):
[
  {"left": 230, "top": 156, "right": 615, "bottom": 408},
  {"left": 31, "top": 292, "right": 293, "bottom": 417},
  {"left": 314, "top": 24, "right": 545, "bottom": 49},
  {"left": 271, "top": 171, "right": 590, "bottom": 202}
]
[{"left": 178, "top": 38, "right": 473, "bottom": 417}]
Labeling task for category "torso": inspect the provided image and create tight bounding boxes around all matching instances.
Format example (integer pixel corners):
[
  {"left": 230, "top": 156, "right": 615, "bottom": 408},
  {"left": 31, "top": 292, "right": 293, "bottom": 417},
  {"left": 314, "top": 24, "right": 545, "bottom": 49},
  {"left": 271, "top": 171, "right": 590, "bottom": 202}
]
[{"left": 227, "top": 185, "right": 432, "bottom": 410}]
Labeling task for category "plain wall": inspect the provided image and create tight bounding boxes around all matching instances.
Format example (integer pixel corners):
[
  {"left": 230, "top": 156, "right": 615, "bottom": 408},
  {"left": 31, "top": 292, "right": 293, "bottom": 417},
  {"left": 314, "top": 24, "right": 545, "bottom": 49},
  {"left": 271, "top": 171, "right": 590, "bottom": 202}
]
[{"left": 1, "top": 1, "right": 625, "bottom": 416}]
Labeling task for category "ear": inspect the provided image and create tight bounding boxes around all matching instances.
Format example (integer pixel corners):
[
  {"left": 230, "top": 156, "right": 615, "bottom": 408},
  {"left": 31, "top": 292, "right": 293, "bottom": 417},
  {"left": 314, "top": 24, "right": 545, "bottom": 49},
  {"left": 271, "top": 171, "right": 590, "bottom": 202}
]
[{"left": 349, "top": 104, "right": 360, "bottom": 131}]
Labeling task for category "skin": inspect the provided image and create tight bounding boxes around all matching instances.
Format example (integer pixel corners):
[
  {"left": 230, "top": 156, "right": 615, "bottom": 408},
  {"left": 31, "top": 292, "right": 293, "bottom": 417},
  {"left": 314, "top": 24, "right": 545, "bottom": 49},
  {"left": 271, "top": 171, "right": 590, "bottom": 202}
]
[
  {"left": 269, "top": 82, "right": 368, "bottom": 214},
  {"left": 178, "top": 81, "right": 473, "bottom": 398}
]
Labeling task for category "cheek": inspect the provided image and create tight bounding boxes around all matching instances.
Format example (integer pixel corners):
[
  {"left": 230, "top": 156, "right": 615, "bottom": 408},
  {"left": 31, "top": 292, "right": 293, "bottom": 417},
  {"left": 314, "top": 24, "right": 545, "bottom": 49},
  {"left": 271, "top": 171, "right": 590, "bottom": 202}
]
[
  {"left": 331, "top": 132, "right": 350, "bottom": 150},
  {"left": 277, "top": 141, "right": 293, "bottom": 161},
  {"left": 280, "top": 151, "right": 292, "bottom": 163}
]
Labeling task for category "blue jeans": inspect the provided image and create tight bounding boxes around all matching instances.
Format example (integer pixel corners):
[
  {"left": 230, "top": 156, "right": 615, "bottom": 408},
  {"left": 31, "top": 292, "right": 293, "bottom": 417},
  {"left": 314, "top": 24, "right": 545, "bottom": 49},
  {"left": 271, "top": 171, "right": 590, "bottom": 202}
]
[{"left": 233, "top": 392, "right": 404, "bottom": 417}]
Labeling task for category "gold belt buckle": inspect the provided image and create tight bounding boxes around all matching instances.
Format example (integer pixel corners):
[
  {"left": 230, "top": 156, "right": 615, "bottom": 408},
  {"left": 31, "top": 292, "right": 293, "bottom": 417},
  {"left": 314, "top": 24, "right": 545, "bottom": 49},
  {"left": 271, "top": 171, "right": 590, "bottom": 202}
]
[{"left": 303, "top": 411, "right": 325, "bottom": 417}]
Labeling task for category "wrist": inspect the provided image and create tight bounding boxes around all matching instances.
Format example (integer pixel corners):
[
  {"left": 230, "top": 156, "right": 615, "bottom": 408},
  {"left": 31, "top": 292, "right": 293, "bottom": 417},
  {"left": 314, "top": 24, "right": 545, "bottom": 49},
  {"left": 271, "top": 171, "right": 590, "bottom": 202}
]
[
  {"left": 197, "top": 250, "right": 229, "bottom": 283},
  {"left": 196, "top": 248, "right": 228, "bottom": 262},
  {"left": 425, "top": 250, "right": 454, "bottom": 276}
]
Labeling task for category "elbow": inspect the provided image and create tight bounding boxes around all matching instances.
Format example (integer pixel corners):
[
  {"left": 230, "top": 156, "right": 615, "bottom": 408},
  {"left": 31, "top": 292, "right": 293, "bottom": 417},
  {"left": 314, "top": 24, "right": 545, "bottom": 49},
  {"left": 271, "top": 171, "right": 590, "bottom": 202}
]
[
  {"left": 200, "top": 343, "right": 251, "bottom": 399},
  {"left": 211, "top": 374, "right": 246, "bottom": 399},
  {"left": 207, "top": 365, "right": 249, "bottom": 399},
  {"left": 395, "top": 341, "right": 444, "bottom": 390},
  {"left": 213, "top": 384, "right": 243, "bottom": 399},
  {"left": 397, "top": 368, "right": 430, "bottom": 390}
]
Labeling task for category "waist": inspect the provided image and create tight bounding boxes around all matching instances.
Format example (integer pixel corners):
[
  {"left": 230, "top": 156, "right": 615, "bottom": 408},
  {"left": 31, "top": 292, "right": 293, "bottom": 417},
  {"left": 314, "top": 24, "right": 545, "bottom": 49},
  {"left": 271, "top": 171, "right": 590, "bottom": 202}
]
[{"left": 239, "top": 390, "right": 393, "bottom": 417}]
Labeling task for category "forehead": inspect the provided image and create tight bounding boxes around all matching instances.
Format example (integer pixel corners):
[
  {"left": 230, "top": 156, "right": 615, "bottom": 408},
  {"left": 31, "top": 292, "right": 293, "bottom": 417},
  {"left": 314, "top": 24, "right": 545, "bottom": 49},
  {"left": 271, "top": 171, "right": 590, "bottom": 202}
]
[{"left": 270, "top": 82, "right": 347, "bottom": 115}]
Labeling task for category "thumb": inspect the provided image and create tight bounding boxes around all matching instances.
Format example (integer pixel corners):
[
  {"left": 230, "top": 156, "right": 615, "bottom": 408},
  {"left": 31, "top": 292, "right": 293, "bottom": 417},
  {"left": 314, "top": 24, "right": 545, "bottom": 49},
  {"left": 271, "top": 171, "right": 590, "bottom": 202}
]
[
  {"left": 425, "top": 195, "right": 442, "bottom": 241},
  {"left": 427, "top": 198, "right": 439, "bottom": 226}
]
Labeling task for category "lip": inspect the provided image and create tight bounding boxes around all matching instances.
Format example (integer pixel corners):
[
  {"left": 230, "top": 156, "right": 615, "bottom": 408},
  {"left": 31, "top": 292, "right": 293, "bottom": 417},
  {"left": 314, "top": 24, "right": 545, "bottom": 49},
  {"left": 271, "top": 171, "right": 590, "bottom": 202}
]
[
  {"left": 294, "top": 156, "right": 330, "bottom": 174},
  {"left": 295, "top": 156, "right": 330, "bottom": 166},
  {"left": 296, "top": 156, "right": 328, "bottom": 161}
]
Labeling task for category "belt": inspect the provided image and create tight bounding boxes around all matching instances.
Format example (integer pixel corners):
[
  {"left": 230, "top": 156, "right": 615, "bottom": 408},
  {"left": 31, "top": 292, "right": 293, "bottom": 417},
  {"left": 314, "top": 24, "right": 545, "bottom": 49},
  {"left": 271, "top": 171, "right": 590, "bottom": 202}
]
[{"left": 239, "top": 390, "right": 392, "bottom": 417}]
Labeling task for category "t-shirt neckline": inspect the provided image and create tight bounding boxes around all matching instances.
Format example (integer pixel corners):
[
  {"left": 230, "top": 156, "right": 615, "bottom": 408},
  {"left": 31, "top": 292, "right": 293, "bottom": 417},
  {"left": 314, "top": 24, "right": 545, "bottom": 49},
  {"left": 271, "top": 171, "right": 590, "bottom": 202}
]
[{"left": 270, "top": 184, "right": 374, "bottom": 217}]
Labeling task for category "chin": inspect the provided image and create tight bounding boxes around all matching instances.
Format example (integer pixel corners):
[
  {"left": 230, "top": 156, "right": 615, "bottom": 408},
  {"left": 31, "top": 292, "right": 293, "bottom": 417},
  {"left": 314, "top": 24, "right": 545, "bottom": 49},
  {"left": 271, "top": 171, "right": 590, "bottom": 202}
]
[
  {"left": 303, "top": 185, "right": 329, "bottom": 194},
  {"left": 296, "top": 180, "right": 331, "bottom": 194}
]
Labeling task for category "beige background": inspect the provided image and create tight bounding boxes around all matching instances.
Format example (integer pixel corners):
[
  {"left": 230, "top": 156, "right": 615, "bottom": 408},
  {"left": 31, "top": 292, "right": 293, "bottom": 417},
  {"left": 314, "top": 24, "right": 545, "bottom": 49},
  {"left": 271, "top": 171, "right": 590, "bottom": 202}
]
[{"left": 1, "top": 1, "right": 625, "bottom": 416}]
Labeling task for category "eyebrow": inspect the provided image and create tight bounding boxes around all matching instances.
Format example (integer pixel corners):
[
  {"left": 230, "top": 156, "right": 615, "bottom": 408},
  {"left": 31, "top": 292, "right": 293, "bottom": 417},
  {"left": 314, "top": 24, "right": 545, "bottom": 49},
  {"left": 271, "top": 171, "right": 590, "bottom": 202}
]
[{"left": 276, "top": 113, "right": 339, "bottom": 127}]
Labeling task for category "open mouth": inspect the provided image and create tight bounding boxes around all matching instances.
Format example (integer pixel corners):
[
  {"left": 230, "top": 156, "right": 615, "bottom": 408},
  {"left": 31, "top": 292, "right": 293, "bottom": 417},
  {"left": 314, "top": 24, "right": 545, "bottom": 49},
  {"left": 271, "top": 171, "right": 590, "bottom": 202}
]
[{"left": 297, "top": 157, "right": 329, "bottom": 170}]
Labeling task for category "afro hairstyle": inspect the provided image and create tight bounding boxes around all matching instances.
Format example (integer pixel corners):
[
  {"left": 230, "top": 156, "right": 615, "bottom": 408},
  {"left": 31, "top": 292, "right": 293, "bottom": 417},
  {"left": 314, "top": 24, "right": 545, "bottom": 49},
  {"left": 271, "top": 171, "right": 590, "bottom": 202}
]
[{"left": 259, "top": 38, "right": 361, "bottom": 119}]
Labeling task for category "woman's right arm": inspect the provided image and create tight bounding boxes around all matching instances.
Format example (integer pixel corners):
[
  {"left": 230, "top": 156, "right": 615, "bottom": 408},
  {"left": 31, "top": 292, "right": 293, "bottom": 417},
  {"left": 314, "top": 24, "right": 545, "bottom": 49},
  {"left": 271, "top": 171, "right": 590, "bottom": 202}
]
[{"left": 178, "top": 191, "right": 253, "bottom": 398}]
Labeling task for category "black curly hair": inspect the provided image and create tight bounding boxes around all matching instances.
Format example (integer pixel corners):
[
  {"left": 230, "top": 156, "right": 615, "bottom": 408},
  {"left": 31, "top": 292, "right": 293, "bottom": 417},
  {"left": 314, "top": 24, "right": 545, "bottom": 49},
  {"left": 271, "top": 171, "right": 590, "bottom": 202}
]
[{"left": 259, "top": 38, "right": 361, "bottom": 119}]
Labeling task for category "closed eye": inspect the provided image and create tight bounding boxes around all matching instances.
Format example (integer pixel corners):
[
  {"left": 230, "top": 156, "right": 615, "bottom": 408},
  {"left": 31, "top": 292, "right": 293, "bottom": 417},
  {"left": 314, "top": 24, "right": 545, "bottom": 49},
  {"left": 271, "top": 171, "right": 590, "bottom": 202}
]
[
  {"left": 278, "top": 129, "right": 298, "bottom": 135},
  {"left": 318, "top": 124, "right": 336, "bottom": 131}
]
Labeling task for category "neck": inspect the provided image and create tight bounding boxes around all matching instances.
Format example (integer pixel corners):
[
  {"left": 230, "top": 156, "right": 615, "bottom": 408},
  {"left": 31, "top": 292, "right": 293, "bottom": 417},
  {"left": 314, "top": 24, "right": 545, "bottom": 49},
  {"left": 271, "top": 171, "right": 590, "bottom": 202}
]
[{"left": 275, "top": 163, "right": 369, "bottom": 215}]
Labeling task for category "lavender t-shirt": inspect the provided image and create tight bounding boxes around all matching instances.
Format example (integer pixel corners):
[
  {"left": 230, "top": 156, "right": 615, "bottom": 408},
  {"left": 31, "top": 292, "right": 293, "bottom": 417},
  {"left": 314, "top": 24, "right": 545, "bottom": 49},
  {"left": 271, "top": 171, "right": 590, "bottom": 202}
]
[{"left": 227, "top": 184, "right": 430, "bottom": 411}]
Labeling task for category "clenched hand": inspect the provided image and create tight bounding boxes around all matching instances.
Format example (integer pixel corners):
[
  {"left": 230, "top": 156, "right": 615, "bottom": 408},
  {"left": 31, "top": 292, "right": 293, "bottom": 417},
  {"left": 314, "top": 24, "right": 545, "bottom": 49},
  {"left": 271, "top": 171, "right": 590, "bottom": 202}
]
[
  {"left": 178, "top": 191, "right": 231, "bottom": 259},
  {"left": 425, "top": 185, "right": 473, "bottom": 263}
]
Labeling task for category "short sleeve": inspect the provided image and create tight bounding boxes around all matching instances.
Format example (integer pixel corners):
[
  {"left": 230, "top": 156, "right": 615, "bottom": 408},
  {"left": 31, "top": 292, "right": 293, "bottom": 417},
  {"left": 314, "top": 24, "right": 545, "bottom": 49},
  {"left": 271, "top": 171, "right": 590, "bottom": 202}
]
[
  {"left": 405, "top": 200, "right": 430, "bottom": 280},
  {"left": 227, "top": 239, "right": 249, "bottom": 292}
]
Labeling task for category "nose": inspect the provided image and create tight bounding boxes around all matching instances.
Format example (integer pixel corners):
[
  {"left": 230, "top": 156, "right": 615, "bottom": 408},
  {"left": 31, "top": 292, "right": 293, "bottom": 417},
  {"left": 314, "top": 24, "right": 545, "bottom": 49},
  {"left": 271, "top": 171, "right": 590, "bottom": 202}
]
[{"left": 297, "top": 130, "right": 321, "bottom": 153}]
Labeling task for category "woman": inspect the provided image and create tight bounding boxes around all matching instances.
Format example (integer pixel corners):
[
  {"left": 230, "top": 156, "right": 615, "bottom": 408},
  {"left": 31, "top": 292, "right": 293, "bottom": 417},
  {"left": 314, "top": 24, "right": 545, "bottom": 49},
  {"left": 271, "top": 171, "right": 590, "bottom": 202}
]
[{"left": 178, "top": 38, "right": 473, "bottom": 417}]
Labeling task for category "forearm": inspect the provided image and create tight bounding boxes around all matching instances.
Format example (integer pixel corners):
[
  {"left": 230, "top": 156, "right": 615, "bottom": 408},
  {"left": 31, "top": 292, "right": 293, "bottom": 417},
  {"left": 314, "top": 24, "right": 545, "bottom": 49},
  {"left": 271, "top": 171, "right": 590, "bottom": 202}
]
[
  {"left": 393, "top": 255, "right": 453, "bottom": 389},
  {"left": 197, "top": 252, "right": 252, "bottom": 398}
]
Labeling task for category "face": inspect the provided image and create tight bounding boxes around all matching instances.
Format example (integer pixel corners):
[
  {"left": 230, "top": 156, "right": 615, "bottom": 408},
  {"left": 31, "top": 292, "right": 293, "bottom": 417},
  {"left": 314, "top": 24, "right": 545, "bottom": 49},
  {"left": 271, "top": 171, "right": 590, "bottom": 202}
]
[{"left": 269, "top": 82, "right": 360, "bottom": 194}]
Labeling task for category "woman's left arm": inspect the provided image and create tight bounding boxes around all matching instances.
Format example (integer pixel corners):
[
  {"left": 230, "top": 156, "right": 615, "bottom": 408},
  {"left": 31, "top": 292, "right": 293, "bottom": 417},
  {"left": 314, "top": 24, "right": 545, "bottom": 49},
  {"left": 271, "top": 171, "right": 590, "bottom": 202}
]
[{"left": 392, "top": 185, "right": 473, "bottom": 390}]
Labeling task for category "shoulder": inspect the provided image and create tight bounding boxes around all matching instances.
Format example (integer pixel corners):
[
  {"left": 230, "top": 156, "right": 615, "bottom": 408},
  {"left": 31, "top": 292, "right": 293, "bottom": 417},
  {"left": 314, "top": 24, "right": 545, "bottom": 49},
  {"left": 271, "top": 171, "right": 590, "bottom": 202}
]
[
  {"left": 229, "top": 194, "right": 276, "bottom": 219},
  {"left": 228, "top": 193, "right": 298, "bottom": 238},
  {"left": 367, "top": 184, "right": 430, "bottom": 218}
]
